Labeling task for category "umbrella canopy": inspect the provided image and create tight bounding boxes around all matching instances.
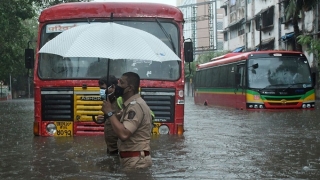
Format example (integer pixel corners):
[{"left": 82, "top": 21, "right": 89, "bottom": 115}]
[{"left": 39, "top": 22, "right": 180, "bottom": 62}]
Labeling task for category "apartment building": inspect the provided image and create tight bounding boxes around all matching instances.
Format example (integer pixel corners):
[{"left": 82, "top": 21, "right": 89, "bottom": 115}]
[
  {"left": 221, "top": 0, "right": 319, "bottom": 66},
  {"left": 177, "top": 0, "right": 225, "bottom": 55}
]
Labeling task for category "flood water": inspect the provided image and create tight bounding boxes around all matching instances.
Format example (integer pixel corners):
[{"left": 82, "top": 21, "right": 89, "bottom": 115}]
[{"left": 1, "top": 98, "right": 320, "bottom": 179}]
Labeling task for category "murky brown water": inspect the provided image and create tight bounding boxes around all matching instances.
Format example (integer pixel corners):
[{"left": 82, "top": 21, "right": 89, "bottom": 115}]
[{"left": 1, "top": 98, "right": 320, "bottom": 179}]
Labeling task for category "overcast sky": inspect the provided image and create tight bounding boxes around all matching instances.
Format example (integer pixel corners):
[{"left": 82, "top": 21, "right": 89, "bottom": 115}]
[{"left": 93, "top": 0, "right": 177, "bottom": 6}]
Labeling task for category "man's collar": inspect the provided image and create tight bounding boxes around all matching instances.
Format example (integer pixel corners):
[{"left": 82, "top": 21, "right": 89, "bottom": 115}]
[{"left": 123, "top": 93, "right": 140, "bottom": 107}]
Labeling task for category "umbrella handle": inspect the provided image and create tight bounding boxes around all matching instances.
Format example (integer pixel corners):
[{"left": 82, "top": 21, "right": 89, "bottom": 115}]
[{"left": 92, "top": 115, "right": 106, "bottom": 124}]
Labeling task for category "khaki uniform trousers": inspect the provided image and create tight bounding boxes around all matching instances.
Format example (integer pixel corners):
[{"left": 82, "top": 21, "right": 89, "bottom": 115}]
[
  {"left": 120, "top": 155, "right": 152, "bottom": 170},
  {"left": 104, "top": 123, "right": 118, "bottom": 153}
]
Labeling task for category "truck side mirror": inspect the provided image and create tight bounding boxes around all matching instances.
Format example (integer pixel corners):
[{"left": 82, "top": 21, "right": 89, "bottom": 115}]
[
  {"left": 25, "top": 49, "right": 34, "bottom": 69},
  {"left": 184, "top": 41, "right": 193, "bottom": 63}
]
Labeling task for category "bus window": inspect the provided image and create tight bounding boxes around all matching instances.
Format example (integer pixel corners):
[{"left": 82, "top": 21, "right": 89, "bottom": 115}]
[{"left": 236, "top": 65, "right": 245, "bottom": 88}]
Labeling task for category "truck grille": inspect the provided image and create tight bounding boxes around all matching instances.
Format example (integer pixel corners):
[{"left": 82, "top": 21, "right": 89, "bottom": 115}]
[
  {"left": 41, "top": 88, "right": 74, "bottom": 121},
  {"left": 74, "top": 87, "right": 103, "bottom": 122},
  {"left": 41, "top": 87, "right": 104, "bottom": 135},
  {"left": 140, "top": 88, "right": 175, "bottom": 123}
]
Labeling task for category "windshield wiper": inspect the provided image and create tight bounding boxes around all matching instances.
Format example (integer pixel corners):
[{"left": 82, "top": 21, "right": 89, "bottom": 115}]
[
  {"left": 282, "top": 83, "right": 308, "bottom": 91},
  {"left": 155, "top": 18, "right": 176, "bottom": 53},
  {"left": 258, "top": 84, "right": 289, "bottom": 92}
]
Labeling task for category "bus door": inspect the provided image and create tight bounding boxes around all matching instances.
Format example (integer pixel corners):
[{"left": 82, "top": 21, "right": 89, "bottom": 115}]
[{"left": 234, "top": 63, "right": 246, "bottom": 109}]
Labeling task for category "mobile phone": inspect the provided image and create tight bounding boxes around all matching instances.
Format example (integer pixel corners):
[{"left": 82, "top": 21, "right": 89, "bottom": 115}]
[{"left": 100, "top": 89, "right": 106, "bottom": 100}]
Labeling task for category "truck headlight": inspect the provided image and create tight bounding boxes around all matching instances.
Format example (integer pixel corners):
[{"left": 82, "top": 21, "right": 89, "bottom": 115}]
[
  {"left": 159, "top": 125, "right": 169, "bottom": 134},
  {"left": 46, "top": 123, "right": 57, "bottom": 135}
]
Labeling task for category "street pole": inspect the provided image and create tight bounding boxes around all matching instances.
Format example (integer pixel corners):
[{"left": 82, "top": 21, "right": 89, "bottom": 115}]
[
  {"left": 26, "top": 69, "right": 30, "bottom": 98},
  {"left": 259, "top": 25, "right": 262, "bottom": 51},
  {"left": 259, "top": 13, "right": 262, "bottom": 51},
  {"left": 0, "top": 81, "right": 2, "bottom": 98},
  {"left": 10, "top": 74, "right": 12, "bottom": 97},
  {"left": 28, "top": 75, "right": 30, "bottom": 99}
]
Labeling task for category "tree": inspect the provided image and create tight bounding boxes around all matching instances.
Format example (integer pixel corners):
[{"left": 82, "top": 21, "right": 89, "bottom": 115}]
[
  {"left": 0, "top": 0, "right": 36, "bottom": 88},
  {"left": 285, "top": 0, "right": 320, "bottom": 51},
  {"left": 295, "top": 0, "right": 320, "bottom": 65},
  {"left": 0, "top": 0, "right": 92, "bottom": 96},
  {"left": 297, "top": 35, "right": 320, "bottom": 54},
  {"left": 33, "top": 0, "right": 92, "bottom": 8}
]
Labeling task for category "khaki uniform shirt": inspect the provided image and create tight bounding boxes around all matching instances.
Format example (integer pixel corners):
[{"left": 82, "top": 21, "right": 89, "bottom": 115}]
[{"left": 118, "top": 93, "right": 152, "bottom": 152}]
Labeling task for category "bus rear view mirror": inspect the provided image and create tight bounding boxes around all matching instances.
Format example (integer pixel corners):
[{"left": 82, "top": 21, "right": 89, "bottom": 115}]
[
  {"left": 184, "top": 41, "right": 193, "bottom": 62},
  {"left": 252, "top": 63, "right": 259, "bottom": 69},
  {"left": 25, "top": 49, "right": 34, "bottom": 69}
]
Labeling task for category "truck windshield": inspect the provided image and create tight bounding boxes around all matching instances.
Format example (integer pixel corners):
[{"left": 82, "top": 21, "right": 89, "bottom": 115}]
[
  {"left": 38, "top": 21, "right": 180, "bottom": 80},
  {"left": 248, "top": 57, "right": 312, "bottom": 89}
]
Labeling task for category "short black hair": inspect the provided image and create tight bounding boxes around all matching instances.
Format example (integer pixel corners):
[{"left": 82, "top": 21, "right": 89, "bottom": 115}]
[
  {"left": 122, "top": 72, "right": 140, "bottom": 94},
  {"left": 99, "top": 75, "right": 117, "bottom": 87}
]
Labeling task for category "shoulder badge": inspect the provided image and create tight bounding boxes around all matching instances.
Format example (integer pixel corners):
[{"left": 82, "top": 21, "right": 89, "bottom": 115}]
[
  {"left": 127, "top": 110, "right": 136, "bottom": 119},
  {"left": 130, "top": 100, "right": 136, "bottom": 105}
]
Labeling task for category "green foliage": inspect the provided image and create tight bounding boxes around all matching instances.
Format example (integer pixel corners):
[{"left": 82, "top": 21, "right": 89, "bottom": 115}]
[
  {"left": 34, "top": 0, "right": 92, "bottom": 8},
  {"left": 285, "top": 0, "right": 298, "bottom": 21},
  {"left": 293, "top": 0, "right": 320, "bottom": 66},
  {"left": 298, "top": 35, "right": 320, "bottom": 54},
  {"left": 0, "top": 0, "right": 36, "bottom": 86},
  {"left": 285, "top": 0, "right": 320, "bottom": 52},
  {"left": 0, "top": 0, "right": 90, "bottom": 92}
]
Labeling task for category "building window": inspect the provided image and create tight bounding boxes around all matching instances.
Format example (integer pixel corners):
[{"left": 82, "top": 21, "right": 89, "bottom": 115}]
[
  {"left": 255, "top": 6, "right": 274, "bottom": 30},
  {"left": 246, "top": 22, "right": 251, "bottom": 33},
  {"left": 257, "top": 38, "right": 275, "bottom": 50},
  {"left": 224, "top": 32, "right": 228, "bottom": 41},
  {"left": 217, "top": 41, "right": 224, "bottom": 50},
  {"left": 230, "top": 23, "right": 244, "bottom": 39},
  {"left": 238, "top": 28, "right": 244, "bottom": 36},
  {"left": 217, "top": 22, "right": 223, "bottom": 30},
  {"left": 262, "top": 6, "right": 274, "bottom": 28},
  {"left": 230, "top": 0, "right": 236, "bottom": 6},
  {"left": 230, "top": 27, "right": 238, "bottom": 39},
  {"left": 229, "top": 0, "right": 237, "bottom": 12}
]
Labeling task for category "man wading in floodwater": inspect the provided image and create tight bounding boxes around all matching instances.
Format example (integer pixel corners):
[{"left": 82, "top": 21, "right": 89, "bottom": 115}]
[{"left": 102, "top": 72, "right": 153, "bottom": 170}]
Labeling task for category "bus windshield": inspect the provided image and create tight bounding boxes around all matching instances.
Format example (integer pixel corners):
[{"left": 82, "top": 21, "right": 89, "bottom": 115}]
[
  {"left": 38, "top": 21, "right": 180, "bottom": 80},
  {"left": 248, "top": 57, "right": 312, "bottom": 89}
]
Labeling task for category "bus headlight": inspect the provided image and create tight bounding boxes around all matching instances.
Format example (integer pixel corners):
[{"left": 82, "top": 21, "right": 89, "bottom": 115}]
[
  {"left": 247, "top": 103, "right": 264, "bottom": 109},
  {"left": 46, "top": 123, "right": 57, "bottom": 135},
  {"left": 159, "top": 125, "right": 169, "bottom": 134},
  {"left": 302, "top": 103, "right": 315, "bottom": 108}
]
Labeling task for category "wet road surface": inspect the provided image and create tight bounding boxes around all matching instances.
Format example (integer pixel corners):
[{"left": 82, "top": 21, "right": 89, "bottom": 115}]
[{"left": 1, "top": 98, "right": 320, "bottom": 179}]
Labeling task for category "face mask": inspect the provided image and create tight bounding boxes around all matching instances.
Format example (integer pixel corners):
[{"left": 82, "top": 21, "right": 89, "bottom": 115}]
[
  {"left": 114, "top": 85, "right": 128, "bottom": 98},
  {"left": 100, "top": 85, "right": 114, "bottom": 100}
]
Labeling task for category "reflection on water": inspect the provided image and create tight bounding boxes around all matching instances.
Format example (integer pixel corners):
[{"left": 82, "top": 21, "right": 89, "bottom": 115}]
[{"left": 1, "top": 98, "right": 320, "bottom": 179}]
